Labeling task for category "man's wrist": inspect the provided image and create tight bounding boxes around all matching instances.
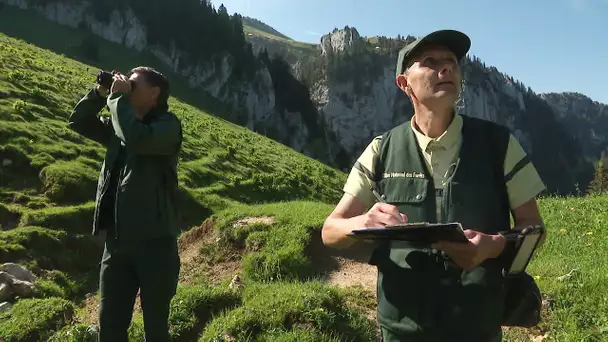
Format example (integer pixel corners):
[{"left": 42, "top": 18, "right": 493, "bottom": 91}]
[
  {"left": 94, "top": 86, "right": 109, "bottom": 98},
  {"left": 489, "top": 233, "right": 507, "bottom": 259}
]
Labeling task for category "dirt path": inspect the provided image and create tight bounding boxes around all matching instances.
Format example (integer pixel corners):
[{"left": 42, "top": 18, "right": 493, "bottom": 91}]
[
  {"left": 307, "top": 231, "right": 378, "bottom": 292},
  {"left": 324, "top": 256, "right": 377, "bottom": 293}
]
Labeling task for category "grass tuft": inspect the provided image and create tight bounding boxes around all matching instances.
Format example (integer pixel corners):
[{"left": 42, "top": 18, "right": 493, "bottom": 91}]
[
  {"left": 0, "top": 297, "right": 75, "bottom": 342},
  {"left": 199, "top": 281, "right": 376, "bottom": 342}
]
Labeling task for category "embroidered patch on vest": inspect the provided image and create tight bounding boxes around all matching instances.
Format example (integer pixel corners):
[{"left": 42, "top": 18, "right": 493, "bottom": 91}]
[{"left": 382, "top": 171, "right": 425, "bottom": 179}]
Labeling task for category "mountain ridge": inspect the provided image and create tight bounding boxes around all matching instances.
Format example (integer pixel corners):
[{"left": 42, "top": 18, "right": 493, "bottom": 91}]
[{"left": 248, "top": 19, "right": 608, "bottom": 106}]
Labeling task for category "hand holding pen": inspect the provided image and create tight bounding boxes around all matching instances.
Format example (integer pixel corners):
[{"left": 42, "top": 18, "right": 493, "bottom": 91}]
[
  {"left": 357, "top": 162, "right": 407, "bottom": 227},
  {"left": 361, "top": 189, "right": 408, "bottom": 227}
]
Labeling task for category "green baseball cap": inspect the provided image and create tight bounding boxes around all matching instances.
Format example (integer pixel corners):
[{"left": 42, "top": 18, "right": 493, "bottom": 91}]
[{"left": 395, "top": 29, "right": 471, "bottom": 77}]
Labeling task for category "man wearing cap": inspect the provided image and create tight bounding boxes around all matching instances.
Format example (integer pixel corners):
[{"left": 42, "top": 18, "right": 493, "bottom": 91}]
[{"left": 321, "top": 30, "right": 547, "bottom": 341}]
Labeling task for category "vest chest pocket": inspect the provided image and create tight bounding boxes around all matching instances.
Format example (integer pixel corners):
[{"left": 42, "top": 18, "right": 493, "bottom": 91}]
[
  {"left": 379, "top": 177, "right": 429, "bottom": 204},
  {"left": 377, "top": 177, "right": 433, "bottom": 270}
]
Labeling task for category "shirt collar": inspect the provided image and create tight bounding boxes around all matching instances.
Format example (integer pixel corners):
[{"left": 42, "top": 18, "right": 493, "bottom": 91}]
[{"left": 410, "top": 113, "right": 463, "bottom": 151}]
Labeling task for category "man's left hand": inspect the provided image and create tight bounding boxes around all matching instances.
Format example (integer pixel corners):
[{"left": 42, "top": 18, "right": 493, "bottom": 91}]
[
  {"left": 110, "top": 73, "right": 132, "bottom": 94},
  {"left": 431, "top": 230, "right": 506, "bottom": 270}
]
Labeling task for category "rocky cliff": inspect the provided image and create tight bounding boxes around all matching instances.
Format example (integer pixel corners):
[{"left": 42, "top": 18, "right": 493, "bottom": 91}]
[
  {"left": 540, "top": 92, "right": 608, "bottom": 159},
  {"left": 2, "top": 0, "right": 606, "bottom": 194}
]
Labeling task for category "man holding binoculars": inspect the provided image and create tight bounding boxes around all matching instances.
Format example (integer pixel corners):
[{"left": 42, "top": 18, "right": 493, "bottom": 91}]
[{"left": 68, "top": 66, "right": 182, "bottom": 341}]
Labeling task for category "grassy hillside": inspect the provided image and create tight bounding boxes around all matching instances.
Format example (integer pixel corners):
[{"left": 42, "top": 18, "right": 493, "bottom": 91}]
[
  {"left": 242, "top": 16, "right": 293, "bottom": 41},
  {"left": 240, "top": 15, "right": 318, "bottom": 65},
  {"left": 1, "top": 4, "right": 608, "bottom": 342},
  {"left": 242, "top": 22, "right": 316, "bottom": 51}
]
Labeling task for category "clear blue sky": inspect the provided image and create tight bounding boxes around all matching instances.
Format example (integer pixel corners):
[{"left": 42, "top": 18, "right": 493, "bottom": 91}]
[{"left": 216, "top": 0, "right": 608, "bottom": 104}]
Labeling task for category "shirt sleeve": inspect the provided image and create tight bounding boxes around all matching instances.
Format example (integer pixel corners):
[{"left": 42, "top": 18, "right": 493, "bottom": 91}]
[
  {"left": 343, "top": 136, "right": 382, "bottom": 209},
  {"left": 503, "top": 134, "right": 546, "bottom": 209}
]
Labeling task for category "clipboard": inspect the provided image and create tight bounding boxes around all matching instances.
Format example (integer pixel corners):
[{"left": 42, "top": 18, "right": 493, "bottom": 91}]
[{"left": 348, "top": 222, "right": 469, "bottom": 244}]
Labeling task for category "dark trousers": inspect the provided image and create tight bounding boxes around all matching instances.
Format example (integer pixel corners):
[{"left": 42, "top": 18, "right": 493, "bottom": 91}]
[
  {"left": 380, "top": 327, "right": 503, "bottom": 342},
  {"left": 98, "top": 235, "right": 180, "bottom": 342}
]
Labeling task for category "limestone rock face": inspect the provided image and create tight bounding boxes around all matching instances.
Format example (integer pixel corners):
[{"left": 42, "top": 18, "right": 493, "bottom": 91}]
[{"left": 321, "top": 26, "right": 361, "bottom": 56}]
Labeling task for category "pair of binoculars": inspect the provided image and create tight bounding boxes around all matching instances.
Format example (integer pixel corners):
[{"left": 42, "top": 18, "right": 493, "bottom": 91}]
[{"left": 96, "top": 70, "right": 136, "bottom": 91}]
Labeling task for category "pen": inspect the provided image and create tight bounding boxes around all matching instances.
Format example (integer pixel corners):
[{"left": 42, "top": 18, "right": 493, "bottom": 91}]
[
  {"left": 372, "top": 189, "right": 385, "bottom": 203},
  {"left": 371, "top": 188, "right": 405, "bottom": 223},
  {"left": 358, "top": 162, "right": 405, "bottom": 223}
]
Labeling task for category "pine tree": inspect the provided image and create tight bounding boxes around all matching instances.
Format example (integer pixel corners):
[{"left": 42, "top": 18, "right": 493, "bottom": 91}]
[{"left": 587, "top": 155, "right": 608, "bottom": 195}]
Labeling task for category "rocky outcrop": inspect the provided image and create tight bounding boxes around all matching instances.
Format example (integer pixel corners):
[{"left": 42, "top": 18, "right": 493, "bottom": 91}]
[
  {"left": 540, "top": 92, "right": 608, "bottom": 158},
  {"left": 0, "top": 301, "right": 12, "bottom": 313},
  {"left": 311, "top": 63, "right": 399, "bottom": 155},
  {"left": 1, "top": 263, "right": 37, "bottom": 283},
  {"left": 321, "top": 26, "right": 361, "bottom": 56},
  {"left": 4, "top": 0, "right": 147, "bottom": 50},
  {"left": 0, "top": 263, "right": 38, "bottom": 302}
]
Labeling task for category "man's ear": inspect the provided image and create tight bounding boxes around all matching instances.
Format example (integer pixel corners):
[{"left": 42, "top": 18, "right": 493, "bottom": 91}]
[
  {"left": 396, "top": 74, "right": 408, "bottom": 93},
  {"left": 150, "top": 86, "right": 161, "bottom": 103}
]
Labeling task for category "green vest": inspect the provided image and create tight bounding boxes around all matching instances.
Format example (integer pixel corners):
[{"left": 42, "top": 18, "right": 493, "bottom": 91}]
[{"left": 369, "top": 115, "right": 511, "bottom": 342}]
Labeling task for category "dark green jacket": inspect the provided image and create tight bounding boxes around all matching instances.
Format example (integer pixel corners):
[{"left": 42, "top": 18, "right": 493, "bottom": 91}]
[
  {"left": 369, "top": 115, "right": 511, "bottom": 342},
  {"left": 68, "top": 89, "right": 182, "bottom": 241}
]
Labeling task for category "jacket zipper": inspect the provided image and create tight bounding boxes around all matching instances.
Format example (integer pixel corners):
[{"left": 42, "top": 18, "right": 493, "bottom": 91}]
[
  {"left": 94, "top": 168, "right": 112, "bottom": 235},
  {"left": 113, "top": 178, "right": 120, "bottom": 241},
  {"left": 113, "top": 154, "right": 126, "bottom": 241}
]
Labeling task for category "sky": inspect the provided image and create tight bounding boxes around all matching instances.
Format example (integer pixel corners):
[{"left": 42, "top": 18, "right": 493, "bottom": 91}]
[{"left": 216, "top": 0, "right": 608, "bottom": 104}]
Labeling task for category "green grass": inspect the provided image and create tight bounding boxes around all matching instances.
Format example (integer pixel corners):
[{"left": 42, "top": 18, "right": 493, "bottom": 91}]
[
  {"left": 242, "top": 16, "right": 294, "bottom": 41},
  {"left": 0, "top": 226, "right": 100, "bottom": 273},
  {"left": 0, "top": 297, "right": 75, "bottom": 341},
  {"left": 1, "top": 4, "right": 608, "bottom": 342},
  {"left": 243, "top": 24, "right": 317, "bottom": 51},
  {"left": 208, "top": 201, "right": 333, "bottom": 282},
  {"left": 502, "top": 194, "right": 608, "bottom": 341},
  {"left": 242, "top": 21, "right": 318, "bottom": 65},
  {"left": 199, "top": 281, "right": 376, "bottom": 342},
  {"left": 168, "top": 284, "right": 242, "bottom": 341}
]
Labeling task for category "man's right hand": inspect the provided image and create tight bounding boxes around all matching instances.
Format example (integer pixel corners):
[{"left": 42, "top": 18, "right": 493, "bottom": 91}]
[
  {"left": 322, "top": 193, "right": 408, "bottom": 249},
  {"left": 362, "top": 203, "right": 408, "bottom": 228}
]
